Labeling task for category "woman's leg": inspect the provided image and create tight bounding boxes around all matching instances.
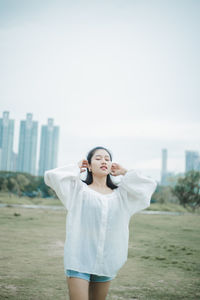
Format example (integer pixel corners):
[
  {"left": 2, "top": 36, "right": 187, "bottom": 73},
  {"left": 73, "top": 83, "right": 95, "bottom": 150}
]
[
  {"left": 67, "top": 277, "right": 90, "bottom": 300},
  {"left": 89, "top": 280, "right": 112, "bottom": 300}
]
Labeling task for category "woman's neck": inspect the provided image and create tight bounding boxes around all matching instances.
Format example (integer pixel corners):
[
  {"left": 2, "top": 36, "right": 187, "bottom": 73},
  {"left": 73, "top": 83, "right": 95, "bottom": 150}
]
[{"left": 90, "top": 175, "right": 107, "bottom": 188}]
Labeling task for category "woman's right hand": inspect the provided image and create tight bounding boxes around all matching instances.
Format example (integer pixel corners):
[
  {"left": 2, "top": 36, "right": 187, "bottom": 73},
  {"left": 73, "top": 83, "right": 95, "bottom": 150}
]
[{"left": 78, "top": 159, "right": 89, "bottom": 173}]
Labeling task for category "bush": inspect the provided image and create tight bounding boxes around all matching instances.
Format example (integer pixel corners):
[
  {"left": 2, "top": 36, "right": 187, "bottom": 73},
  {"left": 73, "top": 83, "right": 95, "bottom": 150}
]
[{"left": 171, "top": 170, "right": 200, "bottom": 211}]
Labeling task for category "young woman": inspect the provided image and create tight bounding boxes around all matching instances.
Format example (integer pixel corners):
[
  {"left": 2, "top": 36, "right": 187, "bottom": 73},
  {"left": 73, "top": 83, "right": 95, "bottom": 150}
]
[{"left": 44, "top": 146, "right": 157, "bottom": 300}]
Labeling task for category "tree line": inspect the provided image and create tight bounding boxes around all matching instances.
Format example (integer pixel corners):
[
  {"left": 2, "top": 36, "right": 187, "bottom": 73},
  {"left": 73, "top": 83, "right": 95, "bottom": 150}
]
[
  {"left": 0, "top": 171, "right": 55, "bottom": 198},
  {"left": 0, "top": 169, "right": 199, "bottom": 211}
]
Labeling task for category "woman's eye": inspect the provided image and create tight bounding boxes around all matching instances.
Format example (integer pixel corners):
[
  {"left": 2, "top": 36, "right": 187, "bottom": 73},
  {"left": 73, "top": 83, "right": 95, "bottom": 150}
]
[{"left": 96, "top": 158, "right": 109, "bottom": 161}]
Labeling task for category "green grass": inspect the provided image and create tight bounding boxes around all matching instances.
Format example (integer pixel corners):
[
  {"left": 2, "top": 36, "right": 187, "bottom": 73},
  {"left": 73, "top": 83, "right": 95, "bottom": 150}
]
[
  {"left": 146, "top": 202, "right": 200, "bottom": 214},
  {"left": 0, "top": 206, "right": 199, "bottom": 299},
  {"left": 0, "top": 192, "right": 59, "bottom": 206}
]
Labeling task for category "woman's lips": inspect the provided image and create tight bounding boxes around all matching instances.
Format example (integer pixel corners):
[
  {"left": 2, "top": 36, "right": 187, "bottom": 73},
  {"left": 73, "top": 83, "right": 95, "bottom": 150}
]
[{"left": 100, "top": 166, "right": 107, "bottom": 170}]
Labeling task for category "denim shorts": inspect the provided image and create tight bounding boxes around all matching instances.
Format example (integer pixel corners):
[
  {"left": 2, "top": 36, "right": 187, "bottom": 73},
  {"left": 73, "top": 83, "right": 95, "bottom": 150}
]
[{"left": 65, "top": 269, "right": 115, "bottom": 282}]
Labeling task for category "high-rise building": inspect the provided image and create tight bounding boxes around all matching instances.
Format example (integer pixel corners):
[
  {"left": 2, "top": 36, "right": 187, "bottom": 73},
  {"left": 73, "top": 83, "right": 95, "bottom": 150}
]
[
  {"left": 160, "top": 148, "right": 176, "bottom": 185},
  {"left": 185, "top": 150, "right": 200, "bottom": 172},
  {"left": 0, "top": 111, "right": 15, "bottom": 171},
  {"left": 11, "top": 151, "right": 18, "bottom": 172},
  {"left": 161, "top": 148, "right": 168, "bottom": 185},
  {"left": 17, "top": 113, "right": 38, "bottom": 175},
  {"left": 38, "top": 118, "right": 59, "bottom": 176}
]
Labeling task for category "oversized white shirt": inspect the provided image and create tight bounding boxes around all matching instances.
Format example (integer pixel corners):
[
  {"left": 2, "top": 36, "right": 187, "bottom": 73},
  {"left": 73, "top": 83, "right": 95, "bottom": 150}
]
[{"left": 44, "top": 163, "right": 157, "bottom": 277}]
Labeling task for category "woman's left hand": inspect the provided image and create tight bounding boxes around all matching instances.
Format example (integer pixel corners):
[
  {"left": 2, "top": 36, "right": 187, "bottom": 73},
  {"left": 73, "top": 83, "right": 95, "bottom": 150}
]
[{"left": 110, "top": 163, "right": 127, "bottom": 176}]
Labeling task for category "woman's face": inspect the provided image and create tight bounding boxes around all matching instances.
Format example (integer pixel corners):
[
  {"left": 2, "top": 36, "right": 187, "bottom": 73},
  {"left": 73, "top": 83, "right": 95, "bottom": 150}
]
[{"left": 89, "top": 149, "right": 112, "bottom": 176}]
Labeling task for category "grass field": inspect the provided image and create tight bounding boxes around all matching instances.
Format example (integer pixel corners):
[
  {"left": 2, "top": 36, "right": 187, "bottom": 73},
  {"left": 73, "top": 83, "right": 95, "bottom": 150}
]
[{"left": 0, "top": 204, "right": 199, "bottom": 300}]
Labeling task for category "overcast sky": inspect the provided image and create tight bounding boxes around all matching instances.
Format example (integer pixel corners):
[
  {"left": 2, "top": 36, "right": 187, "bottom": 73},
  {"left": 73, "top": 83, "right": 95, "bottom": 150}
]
[{"left": 0, "top": 0, "right": 199, "bottom": 181}]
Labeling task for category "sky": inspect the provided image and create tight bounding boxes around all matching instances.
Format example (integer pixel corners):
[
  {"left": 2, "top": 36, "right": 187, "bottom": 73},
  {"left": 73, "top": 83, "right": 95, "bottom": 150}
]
[{"left": 0, "top": 0, "right": 199, "bottom": 181}]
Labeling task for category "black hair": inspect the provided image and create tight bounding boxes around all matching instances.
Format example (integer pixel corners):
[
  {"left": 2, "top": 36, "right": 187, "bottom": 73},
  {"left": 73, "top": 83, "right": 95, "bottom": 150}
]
[{"left": 81, "top": 146, "right": 118, "bottom": 190}]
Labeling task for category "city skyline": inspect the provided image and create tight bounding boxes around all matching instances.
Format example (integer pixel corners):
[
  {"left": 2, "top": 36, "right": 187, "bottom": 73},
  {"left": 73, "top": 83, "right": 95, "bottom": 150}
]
[
  {"left": 0, "top": 111, "right": 59, "bottom": 176},
  {"left": 0, "top": 110, "right": 199, "bottom": 182}
]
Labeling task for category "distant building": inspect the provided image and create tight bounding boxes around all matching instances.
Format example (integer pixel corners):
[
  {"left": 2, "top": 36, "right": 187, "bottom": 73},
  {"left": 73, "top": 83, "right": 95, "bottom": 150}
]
[
  {"left": 11, "top": 151, "right": 18, "bottom": 172},
  {"left": 17, "top": 113, "right": 38, "bottom": 175},
  {"left": 0, "top": 111, "right": 15, "bottom": 171},
  {"left": 38, "top": 118, "right": 59, "bottom": 176},
  {"left": 161, "top": 148, "right": 168, "bottom": 185},
  {"left": 185, "top": 150, "right": 200, "bottom": 173},
  {"left": 160, "top": 148, "right": 176, "bottom": 186}
]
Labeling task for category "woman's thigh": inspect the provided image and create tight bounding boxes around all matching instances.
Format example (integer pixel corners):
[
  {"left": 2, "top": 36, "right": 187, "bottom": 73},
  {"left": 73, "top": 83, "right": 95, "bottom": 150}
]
[
  {"left": 67, "top": 277, "right": 89, "bottom": 300},
  {"left": 89, "top": 280, "right": 112, "bottom": 300}
]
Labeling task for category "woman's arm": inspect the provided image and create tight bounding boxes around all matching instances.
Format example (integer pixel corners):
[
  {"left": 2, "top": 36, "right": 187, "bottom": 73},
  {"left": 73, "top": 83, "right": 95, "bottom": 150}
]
[
  {"left": 44, "top": 163, "right": 82, "bottom": 211},
  {"left": 111, "top": 163, "right": 157, "bottom": 216}
]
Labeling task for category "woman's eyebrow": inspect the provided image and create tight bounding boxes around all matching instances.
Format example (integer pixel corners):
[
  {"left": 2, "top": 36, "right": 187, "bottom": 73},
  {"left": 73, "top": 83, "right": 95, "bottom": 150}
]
[{"left": 95, "top": 154, "right": 110, "bottom": 157}]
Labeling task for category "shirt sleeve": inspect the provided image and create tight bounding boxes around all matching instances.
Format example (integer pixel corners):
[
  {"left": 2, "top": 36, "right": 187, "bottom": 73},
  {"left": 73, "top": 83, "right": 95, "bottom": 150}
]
[
  {"left": 44, "top": 163, "right": 82, "bottom": 211},
  {"left": 117, "top": 169, "right": 157, "bottom": 216}
]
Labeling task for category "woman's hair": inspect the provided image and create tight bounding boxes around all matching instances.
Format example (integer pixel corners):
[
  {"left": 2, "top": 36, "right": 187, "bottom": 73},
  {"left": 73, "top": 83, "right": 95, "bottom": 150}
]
[{"left": 81, "top": 146, "right": 118, "bottom": 190}]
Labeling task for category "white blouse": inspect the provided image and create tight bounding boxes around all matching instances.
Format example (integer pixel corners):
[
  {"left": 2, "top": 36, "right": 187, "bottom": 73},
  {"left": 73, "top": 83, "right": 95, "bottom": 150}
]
[{"left": 44, "top": 163, "right": 157, "bottom": 277}]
